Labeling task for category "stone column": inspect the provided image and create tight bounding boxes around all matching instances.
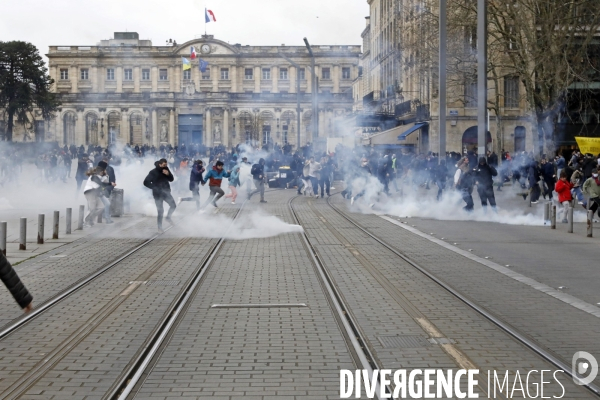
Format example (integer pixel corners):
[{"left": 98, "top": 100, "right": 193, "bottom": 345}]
[
  {"left": 116, "top": 66, "right": 123, "bottom": 93},
  {"left": 272, "top": 66, "right": 279, "bottom": 93},
  {"left": 91, "top": 66, "right": 98, "bottom": 92},
  {"left": 230, "top": 66, "right": 237, "bottom": 92},
  {"left": 174, "top": 67, "right": 181, "bottom": 93},
  {"left": 70, "top": 66, "right": 78, "bottom": 94},
  {"left": 254, "top": 66, "right": 261, "bottom": 93},
  {"left": 169, "top": 66, "right": 175, "bottom": 92},
  {"left": 76, "top": 109, "right": 85, "bottom": 145},
  {"left": 193, "top": 63, "right": 200, "bottom": 92},
  {"left": 290, "top": 66, "right": 297, "bottom": 94},
  {"left": 151, "top": 66, "right": 158, "bottom": 92},
  {"left": 152, "top": 109, "right": 158, "bottom": 147},
  {"left": 98, "top": 66, "right": 105, "bottom": 92},
  {"left": 212, "top": 65, "right": 219, "bottom": 92},
  {"left": 223, "top": 108, "right": 229, "bottom": 148},
  {"left": 49, "top": 66, "right": 57, "bottom": 89},
  {"left": 134, "top": 67, "right": 140, "bottom": 93},
  {"left": 121, "top": 110, "right": 128, "bottom": 144},
  {"left": 169, "top": 108, "right": 176, "bottom": 146},
  {"left": 205, "top": 108, "right": 212, "bottom": 147},
  {"left": 333, "top": 64, "right": 340, "bottom": 93}
]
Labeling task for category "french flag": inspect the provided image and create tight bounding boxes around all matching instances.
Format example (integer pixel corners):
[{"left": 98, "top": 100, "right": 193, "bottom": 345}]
[
  {"left": 205, "top": 9, "right": 216, "bottom": 22},
  {"left": 190, "top": 46, "right": 197, "bottom": 59}
]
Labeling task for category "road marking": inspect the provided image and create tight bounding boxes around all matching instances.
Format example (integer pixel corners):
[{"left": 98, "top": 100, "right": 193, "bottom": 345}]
[
  {"left": 381, "top": 215, "right": 600, "bottom": 318},
  {"left": 210, "top": 303, "right": 307, "bottom": 308}
]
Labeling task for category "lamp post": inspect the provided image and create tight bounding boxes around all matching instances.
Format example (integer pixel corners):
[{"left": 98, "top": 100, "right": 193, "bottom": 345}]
[
  {"left": 278, "top": 53, "right": 303, "bottom": 150},
  {"left": 303, "top": 37, "right": 319, "bottom": 145},
  {"left": 477, "top": 0, "right": 488, "bottom": 157},
  {"left": 439, "top": 0, "right": 447, "bottom": 162}
]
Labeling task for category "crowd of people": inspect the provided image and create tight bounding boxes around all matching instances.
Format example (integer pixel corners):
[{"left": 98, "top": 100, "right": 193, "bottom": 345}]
[{"left": 2, "top": 140, "right": 600, "bottom": 233}]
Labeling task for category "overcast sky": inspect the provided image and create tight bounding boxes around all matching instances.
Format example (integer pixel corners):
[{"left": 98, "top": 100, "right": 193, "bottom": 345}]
[{"left": 1, "top": 0, "right": 369, "bottom": 62}]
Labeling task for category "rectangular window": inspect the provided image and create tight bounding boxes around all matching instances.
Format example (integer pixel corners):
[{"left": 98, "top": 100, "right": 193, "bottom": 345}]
[
  {"left": 80, "top": 68, "right": 88, "bottom": 80},
  {"left": 106, "top": 68, "right": 115, "bottom": 80},
  {"left": 262, "top": 68, "right": 271, "bottom": 80},
  {"left": 245, "top": 68, "right": 253, "bottom": 80},
  {"left": 142, "top": 69, "right": 150, "bottom": 80},
  {"left": 279, "top": 68, "right": 288, "bottom": 80},
  {"left": 159, "top": 69, "right": 168, "bottom": 80},
  {"left": 504, "top": 76, "right": 520, "bottom": 108},
  {"left": 322, "top": 67, "right": 331, "bottom": 80},
  {"left": 342, "top": 67, "right": 351, "bottom": 79},
  {"left": 60, "top": 68, "right": 69, "bottom": 80},
  {"left": 183, "top": 69, "right": 191, "bottom": 80},
  {"left": 220, "top": 68, "right": 229, "bottom": 80},
  {"left": 124, "top": 68, "right": 133, "bottom": 81},
  {"left": 464, "top": 75, "right": 477, "bottom": 107},
  {"left": 507, "top": 25, "right": 518, "bottom": 50},
  {"left": 202, "top": 69, "right": 210, "bottom": 80},
  {"left": 298, "top": 68, "right": 306, "bottom": 80}
]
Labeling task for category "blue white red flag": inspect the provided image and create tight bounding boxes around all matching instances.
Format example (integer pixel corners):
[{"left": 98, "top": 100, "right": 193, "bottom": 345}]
[
  {"left": 205, "top": 9, "right": 216, "bottom": 22},
  {"left": 190, "top": 46, "right": 197, "bottom": 59}
]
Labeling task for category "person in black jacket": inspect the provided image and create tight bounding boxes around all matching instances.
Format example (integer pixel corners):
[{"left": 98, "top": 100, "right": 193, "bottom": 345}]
[
  {"left": 75, "top": 154, "right": 90, "bottom": 194},
  {"left": 1, "top": 252, "right": 33, "bottom": 312},
  {"left": 143, "top": 158, "right": 176, "bottom": 233},
  {"left": 177, "top": 159, "right": 206, "bottom": 210},
  {"left": 475, "top": 157, "right": 498, "bottom": 210},
  {"left": 250, "top": 158, "right": 267, "bottom": 203},
  {"left": 457, "top": 165, "right": 476, "bottom": 212}
]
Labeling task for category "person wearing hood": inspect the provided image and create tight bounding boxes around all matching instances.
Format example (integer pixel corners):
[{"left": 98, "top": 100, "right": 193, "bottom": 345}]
[
  {"left": 177, "top": 159, "right": 205, "bottom": 210},
  {"left": 555, "top": 171, "right": 574, "bottom": 223},
  {"left": 250, "top": 158, "right": 267, "bottom": 203},
  {"left": 83, "top": 162, "right": 116, "bottom": 227},
  {"left": 225, "top": 165, "right": 241, "bottom": 204},
  {"left": 143, "top": 158, "right": 176, "bottom": 232},
  {"left": 475, "top": 157, "right": 498, "bottom": 210},
  {"left": 75, "top": 153, "right": 90, "bottom": 195},
  {"left": 456, "top": 161, "right": 476, "bottom": 212},
  {"left": 202, "top": 160, "right": 231, "bottom": 208},
  {"left": 582, "top": 168, "right": 600, "bottom": 219},
  {"left": 525, "top": 159, "right": 542, "bottom": 204},
  {"left": 570, "top": 167, "right": 587, "bottom": 208}
]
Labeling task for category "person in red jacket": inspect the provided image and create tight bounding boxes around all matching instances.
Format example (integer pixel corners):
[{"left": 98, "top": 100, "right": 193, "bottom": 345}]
[{"left": 555, "top": 171, "right": 573, "bottom": 223}]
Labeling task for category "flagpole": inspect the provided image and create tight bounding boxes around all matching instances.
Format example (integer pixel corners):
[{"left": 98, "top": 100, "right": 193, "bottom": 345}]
[{"left": 204, "top": 6, "right": 207, "bottom": 35}]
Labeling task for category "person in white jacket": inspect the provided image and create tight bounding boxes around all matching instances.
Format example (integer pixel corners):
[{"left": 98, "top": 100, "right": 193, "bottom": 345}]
[
  {"left": 308, "top": 156, "right": 322, "bottom": 199},
  {"left": 83, "top": 162, "right": 116, "bottom": 227}
]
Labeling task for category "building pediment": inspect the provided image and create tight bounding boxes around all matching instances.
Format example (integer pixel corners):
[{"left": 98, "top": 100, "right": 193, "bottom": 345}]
[{"left": 175, "top": 37, "right": 239, "bottom": 56}]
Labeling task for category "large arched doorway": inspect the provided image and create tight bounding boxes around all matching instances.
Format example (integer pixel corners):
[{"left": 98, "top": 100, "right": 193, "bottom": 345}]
[
  {"left": 462, "top": 126, "right": 492, "bottom": 152},
  {"left": 63, "top": 111, "right": 76, "bottom": 145},
  {"left": 514, "top": 126, "right": 526, "bottom": 152},
  {"left": 130, "top": 112, "right": 143, "bottom": 145}
]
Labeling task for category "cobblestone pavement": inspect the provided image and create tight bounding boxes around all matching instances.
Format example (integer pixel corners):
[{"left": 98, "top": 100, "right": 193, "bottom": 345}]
[
  {"left": 0, "top": 188, "right": 598, "bottom": 399},
  {"left": 330, "top": 193, "right": 600, "bottom": 390}
]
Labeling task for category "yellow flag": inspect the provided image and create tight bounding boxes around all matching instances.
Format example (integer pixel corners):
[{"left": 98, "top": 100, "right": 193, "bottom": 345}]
[
  {"left": 182, "top": 57, "right": 191, "bottom": 71},
  {"left": 575, "top": 136, "right": 600, "bottom": 155}
]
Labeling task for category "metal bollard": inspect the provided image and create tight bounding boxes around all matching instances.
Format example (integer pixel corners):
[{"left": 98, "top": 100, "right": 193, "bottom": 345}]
[
  {"left": 19, "top": 217, "right": 27, "bottom": 251},
  {"left": 37, "top": 214, "right": 45, "bottom": 245},
  {"left": 66, "top": 208, "right": 72, "bottom": 234},
  {"left": 0, "top": 221, "right": 6, "bottom": 256},
  {"left": 568, "top": 207, "right": 574, "bottom": 233},
  {"left": 551, "top": 205, "right": 556, "bottom": 229},
  {"left": 78, "top": 205, "right": 85, "bottom": 230},
  {"left": 53, "top": 211, "right": 59, "bottom": 239},
  {"left": 543, "top": 202, "right": 550, "bottom": 224},
  {"left": 97, "top": 212, "right": 103, "bottom": 223},
  {"left": 588, "top": 210, "right": 593, "bottom": 238}
]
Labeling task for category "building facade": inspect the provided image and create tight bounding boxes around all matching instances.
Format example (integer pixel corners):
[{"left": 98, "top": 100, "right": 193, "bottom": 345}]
[
  {"left": 353, "top": 0, "right": 534, "bottom": 155},
  {"left": 34, "top": 33, "right": 360, "bottom": 149}
]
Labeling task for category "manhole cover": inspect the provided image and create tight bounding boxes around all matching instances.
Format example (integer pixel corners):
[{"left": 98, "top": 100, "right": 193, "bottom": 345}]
[
  {"left": 377, "top": 335, "right": 431, "bottom": 349},
  {"left": 145, "top": 280, "right": 181, "bottom": 286}
]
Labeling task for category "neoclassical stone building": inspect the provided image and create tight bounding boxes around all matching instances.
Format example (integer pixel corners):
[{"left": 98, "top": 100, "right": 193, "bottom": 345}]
[{"left": 42, "top": 32, "right": 360, "bottom": 149}]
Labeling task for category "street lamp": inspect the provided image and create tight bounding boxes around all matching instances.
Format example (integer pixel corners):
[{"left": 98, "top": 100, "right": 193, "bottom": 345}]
[
  {"left": 477, "top": 0, "right": 488, "bottom": 157},
  {"left": 439, "top": 0, "right": 447, "bottom": 162},
  {"left": 303, "top": 37, "right": 319, "bottom": 145}
]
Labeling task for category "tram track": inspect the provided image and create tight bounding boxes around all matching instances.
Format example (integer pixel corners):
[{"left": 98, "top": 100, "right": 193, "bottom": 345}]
[
  {"left": 324, "top": 192, "right": 600, "bottom": 398},
  {"left": 0, "top": 203, "right": 245, "bottom": 400},
  {"left": 289, "top": 195, "right": 395, "bottom": 400}
]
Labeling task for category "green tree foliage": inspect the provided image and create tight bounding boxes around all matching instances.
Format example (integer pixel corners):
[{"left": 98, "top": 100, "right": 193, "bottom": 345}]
[{"left": 0, "top": 41, "right": 60, "bottom": 141}]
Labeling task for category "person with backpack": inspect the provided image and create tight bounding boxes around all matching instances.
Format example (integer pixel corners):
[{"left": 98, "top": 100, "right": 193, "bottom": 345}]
[
  {"left": 250, "top": 158, "right": 267, "bottom": 203},
  {"left": 201, "top": 160, "right": 231, "bottom": 208}
]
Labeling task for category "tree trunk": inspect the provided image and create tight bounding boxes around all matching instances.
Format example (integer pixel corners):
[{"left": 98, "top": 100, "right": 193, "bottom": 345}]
[{"left": 6, "top": 111, "right": 14, "bottom": 142}]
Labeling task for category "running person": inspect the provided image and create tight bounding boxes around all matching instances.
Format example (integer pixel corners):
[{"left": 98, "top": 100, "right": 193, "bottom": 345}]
[
  {"left": 143, "top": 158, "right": 176, "bottom": 233},
  {"left": 178, "top": 159, "right": 205, "bottom": 210},
  {"left": 201, "top": 161, "right": 230, "bottom": 209}
]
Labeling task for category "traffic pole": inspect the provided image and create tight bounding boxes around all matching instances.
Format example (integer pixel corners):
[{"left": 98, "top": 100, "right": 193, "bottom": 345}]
[
  {"left": 53, "top": 211, "right": 59, "bottom": 239},
  {"left": 587, "top": 210, "right": 593, "bottom": 238},
  {"left": 551, "top": 205, "right": 556, "bottom": 229},
  {"left": 78, "top": 205, "right": 85, "bottom": 230},
  {"left": 567, "top": 206, "right": 574, "bottom": 233},
  {"left": 19, "top": 217, "right": 27, "bottom": 251},
  {"left": 66, "top": 208, "right": 72, "bottom": 234},
  {"left": 0, "top": 221, "right": 6, "bottom": 256}
]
